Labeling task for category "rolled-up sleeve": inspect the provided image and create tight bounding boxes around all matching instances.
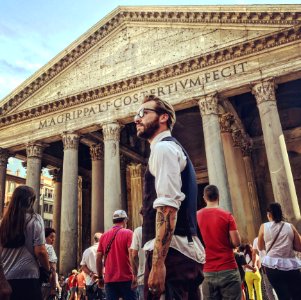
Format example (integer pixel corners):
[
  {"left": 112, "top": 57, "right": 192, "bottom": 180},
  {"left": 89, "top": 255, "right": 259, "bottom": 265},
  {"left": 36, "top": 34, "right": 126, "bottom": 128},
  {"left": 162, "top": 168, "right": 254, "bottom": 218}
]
[{"left": 151, "top": 142, "right": 186, "bottom": 210}]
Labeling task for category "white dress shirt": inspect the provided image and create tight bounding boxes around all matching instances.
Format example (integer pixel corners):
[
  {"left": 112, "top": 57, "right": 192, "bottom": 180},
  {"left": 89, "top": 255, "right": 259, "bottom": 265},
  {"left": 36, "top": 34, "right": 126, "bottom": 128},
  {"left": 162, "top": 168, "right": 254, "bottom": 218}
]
[{"left": 143, "top": 130, "right": 205, "bottom": 264}]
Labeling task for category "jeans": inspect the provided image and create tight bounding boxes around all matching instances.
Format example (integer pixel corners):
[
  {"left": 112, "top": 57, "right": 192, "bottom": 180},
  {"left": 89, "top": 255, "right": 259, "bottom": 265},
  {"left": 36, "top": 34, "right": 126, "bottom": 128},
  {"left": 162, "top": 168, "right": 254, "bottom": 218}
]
[
  {"left": 105, "top": 281, "right": 137, "bottom": 300},
  {"left": 8, "top": 278, "right": 42, "bottom": 300},
  {"left": 265, "top": 267, "right": 301, "bottom": 300},
  {"left": 137, "top": 284, "right": 144, "bottom": 300},
  {"left": 202, "top": 269, "right": 241, "bottom": 300}
]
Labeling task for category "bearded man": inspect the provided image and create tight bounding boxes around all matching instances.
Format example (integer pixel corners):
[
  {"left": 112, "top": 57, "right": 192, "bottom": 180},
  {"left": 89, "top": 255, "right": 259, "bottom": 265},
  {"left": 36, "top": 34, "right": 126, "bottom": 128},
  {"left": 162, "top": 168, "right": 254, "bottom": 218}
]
[{"left": 134, "top": 94, "right": 205, "bottom": 300}]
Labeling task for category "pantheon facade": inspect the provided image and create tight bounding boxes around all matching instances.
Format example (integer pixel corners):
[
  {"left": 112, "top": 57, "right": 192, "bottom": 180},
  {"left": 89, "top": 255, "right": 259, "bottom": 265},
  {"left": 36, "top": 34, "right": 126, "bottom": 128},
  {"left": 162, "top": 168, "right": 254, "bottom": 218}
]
[{"left": 0, "top": 5, "right": 301, "bottom": 273}]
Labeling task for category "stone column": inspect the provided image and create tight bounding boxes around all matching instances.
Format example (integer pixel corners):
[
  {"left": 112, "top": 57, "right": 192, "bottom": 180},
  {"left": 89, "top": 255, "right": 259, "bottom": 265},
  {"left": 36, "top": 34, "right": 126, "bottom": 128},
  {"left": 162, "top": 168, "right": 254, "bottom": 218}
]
[
  {"left": 26, "top": 142, "right": 45, "bottom": 213},
  {"left": 78, "top": 176, "right": 83, "bottom": 267},
  {"left": 252, "top": 80, "right": 300, "bottom": 223},
  {"left": 120, "top": 154, "right": 130, "bottom": 211},
  {"left": 241, "top": 140, "right": 262, "bottom": 232},
  {"left": 128, "top": 163, "right": 143, "bottom": 229},
  {"left": 0, "top": 148, "right": 10, "bottom": 217},
  {"left": 59, "top": 132, "right": 80, "bottom": 275},
  {"left": 232, "top": 129, "right": 260, "bottom": 240},
  {"left": 102, "top": 122, "right": 121, "bottom": 230},
  {"left": 49, "top": 168, "right": 62, "bottom": 258},
  {"left": 90, "top": 143, "right": 104, "bottom": 238},
  {"left": 198, "top": 94, "right": 232, "bottom": 212}
]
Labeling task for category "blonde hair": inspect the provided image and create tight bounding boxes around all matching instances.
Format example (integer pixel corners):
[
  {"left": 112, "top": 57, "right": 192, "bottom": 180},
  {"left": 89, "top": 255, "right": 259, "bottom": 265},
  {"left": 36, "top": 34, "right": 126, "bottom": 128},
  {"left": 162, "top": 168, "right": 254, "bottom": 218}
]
[{"left": 143, "top": 95, "right": 176, "bottom": 130}]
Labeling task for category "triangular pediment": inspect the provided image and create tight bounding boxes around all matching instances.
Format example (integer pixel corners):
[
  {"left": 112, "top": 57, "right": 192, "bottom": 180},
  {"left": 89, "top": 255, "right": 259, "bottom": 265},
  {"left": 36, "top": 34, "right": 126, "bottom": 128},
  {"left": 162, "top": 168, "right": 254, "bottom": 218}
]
[{"left": 1, "top": 5, "right": 300, "bottom": 118}]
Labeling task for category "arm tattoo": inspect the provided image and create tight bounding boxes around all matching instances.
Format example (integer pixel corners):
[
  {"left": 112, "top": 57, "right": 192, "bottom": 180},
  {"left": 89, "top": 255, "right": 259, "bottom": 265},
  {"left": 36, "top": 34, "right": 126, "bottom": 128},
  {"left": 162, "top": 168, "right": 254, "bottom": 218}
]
[{"left": 152, "top": 206, "right": 177, "bottom": 265}]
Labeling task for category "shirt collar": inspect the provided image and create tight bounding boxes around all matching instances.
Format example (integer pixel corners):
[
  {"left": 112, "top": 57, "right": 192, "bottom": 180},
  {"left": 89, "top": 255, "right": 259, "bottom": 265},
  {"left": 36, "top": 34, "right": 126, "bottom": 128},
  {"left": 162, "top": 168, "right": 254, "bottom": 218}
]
[{"left": 150, "top": 130, "right": 171, "bottom": 151}]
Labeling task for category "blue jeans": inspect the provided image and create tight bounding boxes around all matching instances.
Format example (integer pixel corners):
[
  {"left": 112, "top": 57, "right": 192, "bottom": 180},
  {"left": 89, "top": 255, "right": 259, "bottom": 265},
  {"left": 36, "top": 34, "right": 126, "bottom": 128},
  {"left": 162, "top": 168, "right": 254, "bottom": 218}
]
[
  {"left": 137, "top": 284, "right": 144, "bottom": 300},
  {"left": 202, "top": 269, "right": 241, "bottom": 300},
  {"left": 105, "top": 281, "right": 137, "bottom": 300}
]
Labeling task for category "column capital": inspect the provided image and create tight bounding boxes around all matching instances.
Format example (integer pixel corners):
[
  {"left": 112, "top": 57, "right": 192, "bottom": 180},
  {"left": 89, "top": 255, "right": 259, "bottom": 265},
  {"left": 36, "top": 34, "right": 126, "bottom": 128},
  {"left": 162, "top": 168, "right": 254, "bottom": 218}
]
[
  {"left": 198, "top": 93, "right": 219, "bottom": 116},
  {"left": 127, "top": 163, "right": 142, "bottom": 178},
  {"left": 61, "top": 132, "right": 80, "bottom": 150},
  {"left": 49, "top": 168, "right": 62, "bottom": 183},
  {"left": 232, "top": 129, "right": 243, "bottom": 148},
  {"left": 0, "top": 148, "right": 10, "bottom": 167},
  {"left": 219, "top": 113, "right": 235, "bottom": 133},
  {"left": 26, "top": 142, "right": 46, "bottom": 159},
  {"left": 251, "top": 79, "right": 277, "bottom": 105},
  {"left": 90, "top": 144, "right": 104, "bottom": 161},
  {"left": 102, "top": 122, "right": 120, "bottom": 142}
]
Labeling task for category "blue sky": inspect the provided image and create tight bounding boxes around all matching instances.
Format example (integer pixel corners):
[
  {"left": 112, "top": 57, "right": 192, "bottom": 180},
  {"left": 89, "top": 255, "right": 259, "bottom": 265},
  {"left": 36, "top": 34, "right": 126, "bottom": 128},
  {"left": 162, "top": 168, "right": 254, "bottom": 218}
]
[{"left": 1, "top": 0, "right": 299, "bottom": 175}]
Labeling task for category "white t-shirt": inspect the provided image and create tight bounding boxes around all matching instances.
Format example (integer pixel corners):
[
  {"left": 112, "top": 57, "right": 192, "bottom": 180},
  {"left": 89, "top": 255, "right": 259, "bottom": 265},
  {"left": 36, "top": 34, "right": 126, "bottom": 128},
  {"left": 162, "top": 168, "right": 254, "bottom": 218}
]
[
  {"left": 130, "top": 226, "right": 145, "bottom": 285},
  {"left": 46, "top": 244, "right": 57, "bottom": 263},
  {"left": 80, "top": 243, "right": 98, "bottom": 286}
]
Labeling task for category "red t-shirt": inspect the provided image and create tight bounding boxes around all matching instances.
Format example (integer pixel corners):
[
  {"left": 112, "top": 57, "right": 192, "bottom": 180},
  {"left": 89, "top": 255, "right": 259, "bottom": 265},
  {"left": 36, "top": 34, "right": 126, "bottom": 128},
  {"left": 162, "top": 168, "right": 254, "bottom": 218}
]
[
  {"left": 68, "top": 274, "right": 77, "bottom": 288},
  {"left": 197, "top": 207, "right": 238, "bottom": 272},
  {"left": 97, "top": 226, "right": 133, "bottom": 283}
]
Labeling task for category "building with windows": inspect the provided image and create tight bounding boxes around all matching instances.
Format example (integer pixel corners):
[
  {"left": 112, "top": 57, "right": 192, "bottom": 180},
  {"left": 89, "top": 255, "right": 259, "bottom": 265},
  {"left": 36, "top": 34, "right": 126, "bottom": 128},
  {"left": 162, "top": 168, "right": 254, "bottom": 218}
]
[
  {"left": 0, "top": 5, "right": 300, "bottom": 274},
  {"left": 3, "top": 169, "right": 54, "bottom": 228}
]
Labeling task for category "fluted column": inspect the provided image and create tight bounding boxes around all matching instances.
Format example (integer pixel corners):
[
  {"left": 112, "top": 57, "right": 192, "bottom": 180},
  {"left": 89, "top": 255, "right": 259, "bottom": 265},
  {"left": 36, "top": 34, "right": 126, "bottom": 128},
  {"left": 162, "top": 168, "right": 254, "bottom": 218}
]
[
  {"left": 120, "top": 154, "right": 130, "bottom": 211},
  {"left": 102, "top": 122, "right": 121, "bottom": 230},
  {"left": 26, "top": 142, "right": 46, "bottom": 213},
  {"left": 252, "top": 80, "right": 300, "bottom": 223},
  {"left": 49, "top": 168, "right": 62, "bottom": 259},
  {"left": 90, "top": 143, "right": 104, "bottom": 238},
  {"left": 0, "top": 148, "right": 10, "bottom": 217},
  {"left": 128, "top": 163, "right": 143, "bottom": 229},
  {"left": 198, "top": 94, "right": 232, "bottom": 212},
  {"left": 60, "top": 132, "right": 80, "bottom": 275},
  {"left": 240, "top": 140, "right": 262, "bottom": 232}
]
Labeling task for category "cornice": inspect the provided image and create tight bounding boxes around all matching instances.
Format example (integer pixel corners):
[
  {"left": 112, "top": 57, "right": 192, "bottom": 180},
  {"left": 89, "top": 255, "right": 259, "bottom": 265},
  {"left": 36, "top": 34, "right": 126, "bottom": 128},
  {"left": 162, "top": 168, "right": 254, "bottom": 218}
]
[
  {"left": 0, "top": 22, "right": 300, "bottom": 127},
  {"left": 1, "top": 8, "right": 300, "bottom": 114}
]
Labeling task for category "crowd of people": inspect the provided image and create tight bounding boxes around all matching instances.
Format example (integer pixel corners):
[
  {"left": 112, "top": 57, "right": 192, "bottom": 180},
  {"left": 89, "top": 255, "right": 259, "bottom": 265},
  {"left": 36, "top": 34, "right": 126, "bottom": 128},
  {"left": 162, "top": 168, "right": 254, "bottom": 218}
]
[{"left": 0, "top": 95, "right": 301, "bottom": 300}]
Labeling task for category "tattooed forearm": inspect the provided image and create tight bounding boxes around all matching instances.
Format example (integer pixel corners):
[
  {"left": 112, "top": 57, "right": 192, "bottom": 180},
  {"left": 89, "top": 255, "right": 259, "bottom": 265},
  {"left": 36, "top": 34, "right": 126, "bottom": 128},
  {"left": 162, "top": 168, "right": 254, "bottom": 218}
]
[{"left": 152, "top": 206, "right": 177, "bottom": 266}]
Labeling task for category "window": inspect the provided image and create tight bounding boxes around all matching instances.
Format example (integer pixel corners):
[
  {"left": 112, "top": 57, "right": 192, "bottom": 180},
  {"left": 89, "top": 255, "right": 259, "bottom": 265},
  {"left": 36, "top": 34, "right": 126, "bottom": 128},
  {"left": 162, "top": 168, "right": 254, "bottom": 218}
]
[{"left": 44, "top": 204, "right": 49, "bottom": 213}]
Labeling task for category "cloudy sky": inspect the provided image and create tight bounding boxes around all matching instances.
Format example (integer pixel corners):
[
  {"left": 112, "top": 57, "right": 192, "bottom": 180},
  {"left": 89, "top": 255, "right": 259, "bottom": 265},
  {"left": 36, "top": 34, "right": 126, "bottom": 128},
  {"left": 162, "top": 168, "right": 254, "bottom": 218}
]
[{"left": 1, "top": 0, "right": 298, "bottom": 174}]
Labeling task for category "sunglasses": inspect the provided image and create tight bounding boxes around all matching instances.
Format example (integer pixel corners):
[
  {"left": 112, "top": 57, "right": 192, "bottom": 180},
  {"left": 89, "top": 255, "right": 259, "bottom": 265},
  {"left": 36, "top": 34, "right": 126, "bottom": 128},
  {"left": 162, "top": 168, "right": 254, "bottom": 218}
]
[{"left": 134, "top": 107, "right": 161, "bottom": 121}]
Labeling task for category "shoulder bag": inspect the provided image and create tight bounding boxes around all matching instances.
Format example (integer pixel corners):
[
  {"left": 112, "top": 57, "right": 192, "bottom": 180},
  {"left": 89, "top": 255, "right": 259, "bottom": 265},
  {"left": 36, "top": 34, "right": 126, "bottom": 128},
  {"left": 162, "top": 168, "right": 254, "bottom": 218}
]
[
  {"left": 266, "top": 222, "right": 285, "bottom": 254},
  {"left": 103, "top": 227, "right": 122, "bottom": 267}
]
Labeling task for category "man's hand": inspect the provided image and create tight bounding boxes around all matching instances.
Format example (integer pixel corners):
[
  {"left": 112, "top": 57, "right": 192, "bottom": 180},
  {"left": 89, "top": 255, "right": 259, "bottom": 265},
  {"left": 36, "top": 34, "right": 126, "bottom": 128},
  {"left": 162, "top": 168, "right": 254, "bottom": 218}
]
[
  {"left": 131, "top": 274, "right": 138, "bottom": 290},
  {"left": 148, "top": 262, "right": 166, "bottom": 295},
  {"left": 97, "top": 277, "right": 104, "bottom": 289},
  {"left": 148, "top": 206, "right": 177, "bottom": 296}
]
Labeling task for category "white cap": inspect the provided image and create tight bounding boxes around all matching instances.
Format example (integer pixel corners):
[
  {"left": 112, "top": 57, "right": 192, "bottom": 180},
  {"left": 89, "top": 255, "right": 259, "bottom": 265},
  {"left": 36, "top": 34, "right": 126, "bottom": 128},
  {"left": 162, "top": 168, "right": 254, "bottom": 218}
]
[{"left": 112, "top": 210, "right": 128, "bottom": 220}]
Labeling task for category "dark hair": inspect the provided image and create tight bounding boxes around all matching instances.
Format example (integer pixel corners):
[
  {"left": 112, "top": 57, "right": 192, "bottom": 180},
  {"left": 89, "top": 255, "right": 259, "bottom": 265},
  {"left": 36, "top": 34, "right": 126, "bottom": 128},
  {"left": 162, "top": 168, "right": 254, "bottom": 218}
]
[
  {"left": 244, "top": 244, "right": 252, "bottom": 257},
  {"left": 267, "top": 202, "right": 284, "bottom": 223},
  {"left": 238, "top": 244, "right": 246, "bottom": 253},
  {"left": 204, "top": 185, "right": 219, "bottom": 201},
  {"left": 45, "top": 227, "right": 56, "bottom": 238},
  {"left": 143, "top": 95, "right": 176, "bottom": 130},
  {"left": 0, "top": 185, "right": 36, "bottom": 248}
]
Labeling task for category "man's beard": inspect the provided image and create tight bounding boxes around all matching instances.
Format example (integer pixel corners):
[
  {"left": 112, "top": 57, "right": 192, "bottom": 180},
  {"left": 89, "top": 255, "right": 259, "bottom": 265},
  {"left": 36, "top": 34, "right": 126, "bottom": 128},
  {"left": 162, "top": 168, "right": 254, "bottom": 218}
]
[{"left": 137, "top": 116, "right": 160, "bottom": 140}]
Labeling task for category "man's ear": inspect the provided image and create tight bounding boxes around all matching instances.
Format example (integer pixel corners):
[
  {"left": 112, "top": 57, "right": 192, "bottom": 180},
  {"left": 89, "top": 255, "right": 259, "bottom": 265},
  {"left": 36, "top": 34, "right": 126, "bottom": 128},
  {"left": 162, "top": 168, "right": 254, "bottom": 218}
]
[{"left": 159, "top": 113, "right": 169, "bottom": 125}]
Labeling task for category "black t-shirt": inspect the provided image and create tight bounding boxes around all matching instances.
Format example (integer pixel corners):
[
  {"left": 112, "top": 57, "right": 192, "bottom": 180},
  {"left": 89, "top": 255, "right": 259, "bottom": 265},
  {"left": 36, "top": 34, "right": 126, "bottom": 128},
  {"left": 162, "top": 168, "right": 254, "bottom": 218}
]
[{"left": 234, "top": 252, "right": 247, "bottom": 282}]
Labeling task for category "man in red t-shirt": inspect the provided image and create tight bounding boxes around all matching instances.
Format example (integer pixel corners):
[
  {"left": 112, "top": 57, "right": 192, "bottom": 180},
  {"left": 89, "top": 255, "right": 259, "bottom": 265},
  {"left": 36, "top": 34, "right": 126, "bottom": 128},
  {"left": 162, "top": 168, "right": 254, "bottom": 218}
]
[
  {"left": 96, "top": 210, "right": 137, "bottom": 300},
  {"left": 197, "top": 185, "right": 241, "bottom": 300}
]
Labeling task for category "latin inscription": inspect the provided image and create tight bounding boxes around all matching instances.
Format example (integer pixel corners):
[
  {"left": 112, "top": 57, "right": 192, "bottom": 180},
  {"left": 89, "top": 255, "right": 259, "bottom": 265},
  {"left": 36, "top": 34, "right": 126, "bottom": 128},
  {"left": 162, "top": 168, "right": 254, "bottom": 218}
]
[{"left": 39, "top": 62, "right": 247, "bottom": 129}]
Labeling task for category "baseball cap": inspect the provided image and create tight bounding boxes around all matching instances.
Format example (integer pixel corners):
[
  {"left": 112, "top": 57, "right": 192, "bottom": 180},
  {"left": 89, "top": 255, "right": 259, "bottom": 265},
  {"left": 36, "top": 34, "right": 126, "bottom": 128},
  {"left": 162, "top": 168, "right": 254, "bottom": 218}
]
[{"left": 112, "top": 210, "right": 128, "bottom": 220}]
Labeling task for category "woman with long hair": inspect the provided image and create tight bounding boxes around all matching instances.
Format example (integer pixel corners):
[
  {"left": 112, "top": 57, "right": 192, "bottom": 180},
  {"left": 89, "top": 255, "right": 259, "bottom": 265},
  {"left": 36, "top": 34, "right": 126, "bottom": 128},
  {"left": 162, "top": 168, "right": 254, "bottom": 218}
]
[
  {"left": 258, "top": 202, "right": 301, "bottom": 300},
  {"left": 0, "top": 185, "right": 50, "bottom": 300},
  {"left": 243, "top": 243, "right": 262, "bottom": 300}
]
